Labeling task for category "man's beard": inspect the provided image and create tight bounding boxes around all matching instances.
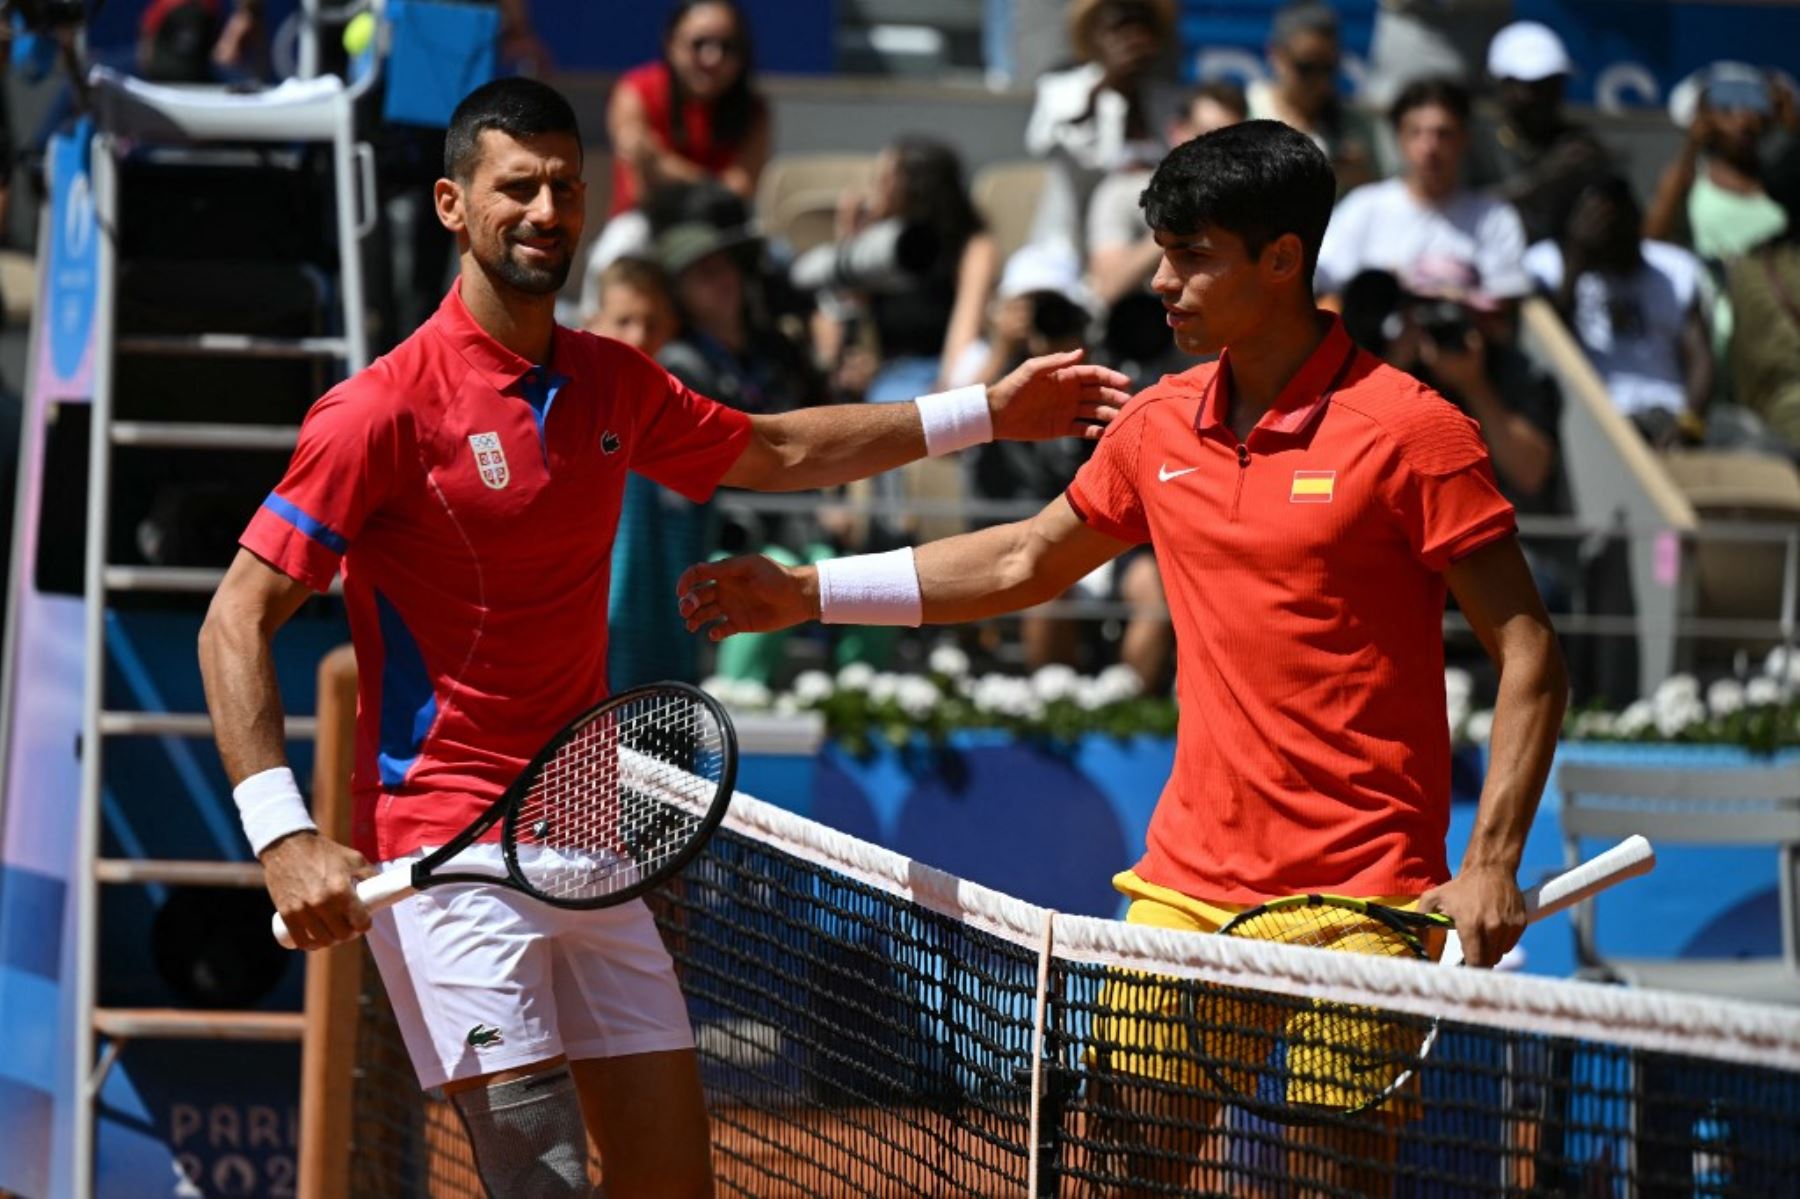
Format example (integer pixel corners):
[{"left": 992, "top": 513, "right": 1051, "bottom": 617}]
[{"left": 483, "top": 229, "right": 572, "bottom": 295}]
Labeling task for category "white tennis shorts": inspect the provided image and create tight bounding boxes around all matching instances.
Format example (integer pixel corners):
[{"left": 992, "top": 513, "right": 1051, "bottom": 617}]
[{"left": 365, "top": 844, "right": 694, "bottom": 1091}]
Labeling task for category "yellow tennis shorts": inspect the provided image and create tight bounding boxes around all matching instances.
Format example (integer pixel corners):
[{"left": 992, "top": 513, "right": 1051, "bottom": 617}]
[{"left": 1091, "top": 871, "right": 1438, "bottom": 1116}]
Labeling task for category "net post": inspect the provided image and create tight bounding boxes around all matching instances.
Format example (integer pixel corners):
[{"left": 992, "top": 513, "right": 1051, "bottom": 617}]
[{"left": 298, "top": 644, "right": 363, "bottom": 1199}]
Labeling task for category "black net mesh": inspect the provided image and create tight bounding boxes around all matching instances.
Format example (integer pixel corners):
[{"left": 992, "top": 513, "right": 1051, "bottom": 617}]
[{"left": 341, "top": 810, "right": 1800, "bottom": 1198}]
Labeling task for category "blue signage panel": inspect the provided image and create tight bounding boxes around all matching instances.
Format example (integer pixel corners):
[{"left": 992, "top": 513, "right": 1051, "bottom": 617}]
[
  {"left": 46, "top": 117, "right": 97, "bottom": 386},
  {"left": 1178, "top": 0, "right": 1800, "bottom": 111}
]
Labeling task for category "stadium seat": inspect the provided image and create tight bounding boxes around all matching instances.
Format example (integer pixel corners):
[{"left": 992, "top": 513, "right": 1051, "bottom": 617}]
[
  {"left": 1662, "top": 450, "right": 1800, "bottom": 661},
  {"left": 1559, "top": 760, "right": 1800, "bottom": 1005},
  {"left": 971, "top": 160, "right": 1049, "bottom": 263},
  {"left": 753, "top": 153, "right": 876, "bottom": 254}
]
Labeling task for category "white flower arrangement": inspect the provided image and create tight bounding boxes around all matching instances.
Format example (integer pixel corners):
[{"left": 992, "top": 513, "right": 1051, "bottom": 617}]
[
  {"left": 701, "top": 646, "right": 1165, "bottom": 752},
  {"left": 1455, "top": 656, "right": 1800, "bottom": 752},
  {"left": 707, "top": 650, "right": 1800, "bottom": 754}
]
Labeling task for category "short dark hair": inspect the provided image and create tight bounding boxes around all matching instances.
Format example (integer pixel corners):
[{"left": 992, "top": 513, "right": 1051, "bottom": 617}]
[
  {"left": 1139, "top": 119, "right": 1336, "bottom": 279},
  {"left": 444, "top": 78, "right": 582, "bottom": 180},
  {"left": 1388, "top": 76, "right": 1471, "bottom": 131},
  {"left": 1191, "top": 79, "right": 1249, "bottom": 122}
]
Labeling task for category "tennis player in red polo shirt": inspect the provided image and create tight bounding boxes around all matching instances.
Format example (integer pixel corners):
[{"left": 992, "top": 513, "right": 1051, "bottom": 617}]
[
  {"left": 199, "top": 79, "right": 1126, "bottom": 1198},
  {"left": 680, "top": 119, "right": 1568, "bottom": 1193}
]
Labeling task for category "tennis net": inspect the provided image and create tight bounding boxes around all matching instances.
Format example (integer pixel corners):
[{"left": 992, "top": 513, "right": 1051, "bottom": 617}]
[{"left": 339, "top": 788, "right": 1800, "bottom": 1197}]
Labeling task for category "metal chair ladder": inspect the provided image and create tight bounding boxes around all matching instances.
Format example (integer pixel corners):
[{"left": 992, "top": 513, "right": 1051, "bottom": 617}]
[{"left": 72, "top": 22, "right": 381, "bottom": 1194}]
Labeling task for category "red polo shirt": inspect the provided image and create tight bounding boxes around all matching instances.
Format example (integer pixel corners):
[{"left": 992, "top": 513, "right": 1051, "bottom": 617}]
[
  {"left": 241, "top": 283, "right": 752, "bottom": 860},
  {"left": 1065, "top": 316, "right": 1516, "bottom": 903}
]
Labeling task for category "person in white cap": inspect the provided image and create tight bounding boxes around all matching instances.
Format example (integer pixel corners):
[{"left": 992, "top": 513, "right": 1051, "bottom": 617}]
[{"left": 1471, "top": 19, "right": 1612, "bottom": 244}]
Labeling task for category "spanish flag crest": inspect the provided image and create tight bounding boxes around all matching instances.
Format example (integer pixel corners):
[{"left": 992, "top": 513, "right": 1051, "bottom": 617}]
[{"left": 1290, "top": 470, "right": 1335, "bottom": 503}]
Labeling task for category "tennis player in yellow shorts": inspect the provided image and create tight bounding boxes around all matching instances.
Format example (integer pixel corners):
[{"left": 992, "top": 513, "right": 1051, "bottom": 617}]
[{"left": 1094, "top": 871, "right": 1446, "bottom": 1118}]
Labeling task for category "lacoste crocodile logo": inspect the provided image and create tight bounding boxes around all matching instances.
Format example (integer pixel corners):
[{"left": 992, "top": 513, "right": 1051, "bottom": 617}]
[{"left": 466, "top": 1024, "right": 505, "bottom": 1049}]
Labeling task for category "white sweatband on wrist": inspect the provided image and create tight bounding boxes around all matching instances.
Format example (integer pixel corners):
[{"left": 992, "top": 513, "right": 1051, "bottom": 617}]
[
  {"left": 916, "top": 384, "right": 993, "bottom": 457},
  {"left": 233, "top": 766, "right": 317, "bottom": 856},
  {"left": 817, "top": 548, "right": 924, "bottom": 626}
]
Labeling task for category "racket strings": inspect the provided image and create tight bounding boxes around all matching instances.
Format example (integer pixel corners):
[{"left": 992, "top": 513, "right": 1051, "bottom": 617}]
[
  {"left": 1209, "top": 903, "right": 1437, "bottom": 1114},
  {"left": 512, "top": 694, "right": 725, "bottom": 903}
]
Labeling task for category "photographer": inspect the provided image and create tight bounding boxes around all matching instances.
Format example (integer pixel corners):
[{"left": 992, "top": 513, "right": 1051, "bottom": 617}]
[
  {"left": 817, "top": 136, "right": 998, "bottom": 404},
  {"left": 1343, "top": 261, "right": 1558, "bottom": 512}
]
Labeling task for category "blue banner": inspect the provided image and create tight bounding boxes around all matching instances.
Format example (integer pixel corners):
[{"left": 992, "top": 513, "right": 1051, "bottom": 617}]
[{"left": 1178, "top": 0, "right": 1800, "bottom": 113}]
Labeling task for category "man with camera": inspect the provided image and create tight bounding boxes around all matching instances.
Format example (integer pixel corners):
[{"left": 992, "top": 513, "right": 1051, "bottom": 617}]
[{"left": 1343, "top": 259, "right": 1558, "bottom": 515}]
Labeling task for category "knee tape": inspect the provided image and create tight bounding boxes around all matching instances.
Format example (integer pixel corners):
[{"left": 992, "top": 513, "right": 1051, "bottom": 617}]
[{"left": 452, "top": 1066, "right": 592, "bottom": 1198}]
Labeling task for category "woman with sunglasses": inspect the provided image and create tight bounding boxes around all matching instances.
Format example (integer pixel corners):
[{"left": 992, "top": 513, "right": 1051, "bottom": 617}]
[
  {"left": 1246, "top": 1, "right": 1384, "bottom": 195},
  {"left": 607, "top": 0, "right": 771, "bottom": 219}
]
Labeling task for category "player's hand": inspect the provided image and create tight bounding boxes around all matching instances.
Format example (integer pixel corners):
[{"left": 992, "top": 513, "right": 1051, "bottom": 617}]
[
  {"left": 677, "top": 555, "right": 818, "bottom": 641},
  {"left": 261, "top": 831, "right": 374, "bottom": 952},
  {"left": 1416, "top": 863, "right": 1526, "bottom": 968},
  {"left": 1419, "top": 328, "right": 1489, "bottom": 398},
  {"left": 987, "top": 349, "right": 1130, "bottom": 443}
]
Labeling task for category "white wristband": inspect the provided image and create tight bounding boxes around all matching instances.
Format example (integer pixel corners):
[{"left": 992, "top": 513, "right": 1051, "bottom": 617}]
[
  {"left": 916, "top": 384, "right": 993, "bottom": 457},
  {"left": 817, "top": 548, "right": 923, "bottom": 626},
  {"left": 233, "top": 766, "right": 317, "bottom": 856}
]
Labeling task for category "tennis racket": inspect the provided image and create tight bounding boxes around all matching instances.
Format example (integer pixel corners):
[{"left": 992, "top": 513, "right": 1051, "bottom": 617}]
[
  {"left": 1198, "top": 834, "right": 1656, "bottom": 1120},
  {"left": 273, "top": 681, "right": 737, "bottom": 949}
]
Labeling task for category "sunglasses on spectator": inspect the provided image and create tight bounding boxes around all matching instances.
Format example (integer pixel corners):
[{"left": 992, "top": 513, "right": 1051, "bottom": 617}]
[
  {"left": 1288, "top": 57, "right": 1339, "bottom": 79},
  {"left": 687, "top": 35, "right": 742, "bottom": 56}
]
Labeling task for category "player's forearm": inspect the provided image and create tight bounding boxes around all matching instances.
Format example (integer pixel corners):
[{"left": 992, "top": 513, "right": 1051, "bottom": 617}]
[
  {"left": 915, "top": 521, "right": 1066, "bottom": 622},
  {"left": 735, "top": 402, "right": 933, "bottom": 491},
  {"left": 1461, "top": 622, "right": 1567, "bottom": 875},
  {"left": 198, "top": 605, "right": 293, "bottom": 786},
  {"left": 784, "top": 521, "right": 1059, "bottom": 626}
]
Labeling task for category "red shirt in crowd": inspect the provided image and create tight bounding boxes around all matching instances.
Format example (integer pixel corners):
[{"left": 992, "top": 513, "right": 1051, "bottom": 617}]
[
  {"left": 240, "top": 282, "right": 751, "bottom": 861},
  {"left": 609, "top": 61, "right": 761, "bottom": 216},
  {"left": 1065, "top": 316, "right": 1517, "bottom": 903}
]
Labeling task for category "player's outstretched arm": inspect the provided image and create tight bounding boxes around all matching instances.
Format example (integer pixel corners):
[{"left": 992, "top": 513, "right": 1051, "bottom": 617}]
[
  {"left": 199, "top": 550, "right": 373, "bottom": 950},
  {"left": 677, "top": 495, "right": 1130, "bottom": 640},
  {"left": 1416, "top": 534, "right": 1569, "bottom": 968},
  {"left": 718, "top": 350, "right": 1130, "bottom": 493}
]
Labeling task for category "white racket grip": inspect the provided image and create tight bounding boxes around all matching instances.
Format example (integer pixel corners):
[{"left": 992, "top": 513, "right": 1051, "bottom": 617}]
[
  {"left": 1522, "top": 834, "right": 1656, "bottom": 921},
  {"left": 270, "top": 867, "right": 418, "bottom": 949},
  {"left": 1440, "top": 836, "right": 1656, "bottom": 968}
]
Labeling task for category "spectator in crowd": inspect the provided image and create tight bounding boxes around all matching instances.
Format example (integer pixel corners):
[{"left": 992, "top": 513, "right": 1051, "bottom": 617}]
[
  {"left": 826, "top": 136, "right": 999, "bottom": 403},
  {"left": 1727, "top": 142, "right": 1800, "bottom": 450},
  {"left": 1366, "top": 0, "right": 1514, "bottom": 107},
  {"left": 584, "top": 254, "right": 677, "bottom": 351},
  {"left": 1645, "top": 63, "right": 1787, "bottom": 263},
  {"left": 952, "top": 241, "right": 1173, "bottom": 687},
  {"left": 1344, "top": 259, "right": 1558, "bottom": 512},
  {"left": 591, "top": 254, "right": 712, "bottom": 692},
  {"left": 656, "top": 219, "right": 828, "bottom": 683},
  {"left": 140, "top": 0, "right": 223, "bottom": 83},
  {"left": 1086, "top": 81, "right": 1246, "bottom": 308},
  {"left": 580, "top": 179, "right": 750, "bottom": 316},
  {"left": 1247, "top": 2, "right": 1383, "bottom": 195},
  {"left": 606, "top": 1, "right": 770, "bottom": 220},
  {"left": 1315, "top": 77, "right": 1531, "bottom": 307},
  {"left": 1525, "top": 175, "right": 1712, "bottom": 445},
  {"left": 1471, "top": 20, "right": 1613, "bottom": 245},
  {"left": 1342, "top": 258, "right": 1566, "bottom": 607},
  {"left": 1023, "top": 0, "right": 1179, "bottom": 256}
]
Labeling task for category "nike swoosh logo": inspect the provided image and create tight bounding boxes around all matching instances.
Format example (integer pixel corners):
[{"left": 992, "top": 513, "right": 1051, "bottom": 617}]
[{"left": 1158, "top": 464, "right": 1199, "bottom": 483}]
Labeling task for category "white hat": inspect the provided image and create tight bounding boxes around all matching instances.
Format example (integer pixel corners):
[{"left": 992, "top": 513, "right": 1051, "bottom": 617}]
[
  {"left": 1487, "top": 21, "right": 1573, "bottom": 83},
  {"left": 998, "top": 240, "right": 1097, "bottom": 314}
]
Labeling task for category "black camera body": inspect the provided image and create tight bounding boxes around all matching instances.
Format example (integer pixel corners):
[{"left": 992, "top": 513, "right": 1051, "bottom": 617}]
[
  {"left": 1411, "top": 298, "right": 1474, "bottom": 351},
  {"left": 788, "top": 219, "right": 940, "bottom": 295}
]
